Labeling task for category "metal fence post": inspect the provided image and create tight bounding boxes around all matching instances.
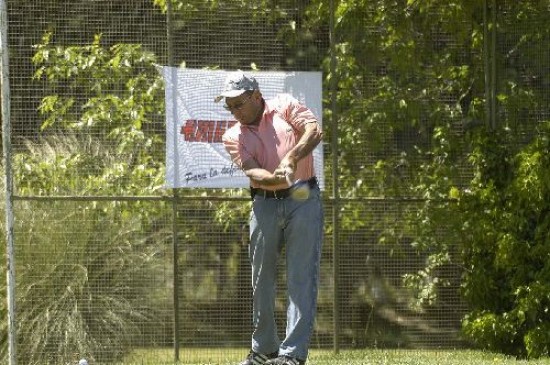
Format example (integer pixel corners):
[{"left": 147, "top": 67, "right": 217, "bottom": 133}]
[
  {"left": 0, "top": 0, "right": 17, "bottom": 364},
  {"left": 166, "top": 0, "right": 181, "bottom": 362},
  {"left": 329, "top": 0, "right": 341, "bottom": 354}
]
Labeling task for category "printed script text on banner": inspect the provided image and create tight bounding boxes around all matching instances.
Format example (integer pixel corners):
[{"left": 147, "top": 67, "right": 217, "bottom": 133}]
[{"left": 162, "top": 67, "right": 324, "bottom": 189}]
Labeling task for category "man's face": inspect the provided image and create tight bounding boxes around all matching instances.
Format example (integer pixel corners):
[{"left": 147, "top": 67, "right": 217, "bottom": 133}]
[{"left": 224, "top": 91, "right": 261, "bottom": 125}]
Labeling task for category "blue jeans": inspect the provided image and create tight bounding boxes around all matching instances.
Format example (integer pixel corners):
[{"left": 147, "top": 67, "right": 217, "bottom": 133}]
[{"left": 249, "top": 185, "right": 323, "bottom": 360}]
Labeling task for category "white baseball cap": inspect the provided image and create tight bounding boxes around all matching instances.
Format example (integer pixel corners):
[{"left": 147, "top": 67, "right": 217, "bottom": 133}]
[{"left": 214, "top": 70, "right": 259, "bottom": 102}]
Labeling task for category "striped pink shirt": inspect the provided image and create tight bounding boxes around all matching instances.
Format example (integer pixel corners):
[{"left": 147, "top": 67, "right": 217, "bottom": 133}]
[{"left": 222, "top": 94, "right": 319, "bottom": 190}]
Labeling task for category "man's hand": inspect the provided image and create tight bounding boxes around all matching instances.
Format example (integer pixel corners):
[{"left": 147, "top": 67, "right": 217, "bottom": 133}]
[
  {"left": 274, "top": 156, "right": 297, "bottom": 185},
  {"left": 242, "top": 158, "right": 287, "bottom": 186}
]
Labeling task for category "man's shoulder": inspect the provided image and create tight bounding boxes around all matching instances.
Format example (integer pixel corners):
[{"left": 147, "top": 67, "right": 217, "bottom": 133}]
[
  {"left": 267, "top": 93, "right": 297, "bottom": 106},
  {"left": 266, "top": 93, "right": 299, "bottom": 114}
]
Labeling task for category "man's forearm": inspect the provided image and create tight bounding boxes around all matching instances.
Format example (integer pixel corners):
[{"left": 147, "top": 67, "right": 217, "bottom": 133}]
[
  {"left": 283, "top": 122, "right": 323, "bottom": 165},
  {"left": 245, "top": 168, "right": 286, "bottom": 186},
  {"left": 289, "top": 123, "right": 322, "bottom": 161}
]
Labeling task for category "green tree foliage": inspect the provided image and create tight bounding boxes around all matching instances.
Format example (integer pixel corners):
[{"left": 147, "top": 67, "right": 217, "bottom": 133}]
[
  {"left": 300, "top": 0, "right": 482, "bottom": 329},
  {"left": 302, "top": 0, "right": 550, "bottom": 357},
  {"left": 31, "top": 31, "right": 165, "bottom": 195},
  {"left": 155, "top": 0, "right": 324, "bottom": 70},
  {"left": 461, "top": 125, "right": 550, "bottom": 358}
]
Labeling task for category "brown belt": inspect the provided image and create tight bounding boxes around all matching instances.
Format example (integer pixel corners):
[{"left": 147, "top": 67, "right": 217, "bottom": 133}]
[{"left": 251, "top": 177, "right": 318, "bottom": 200}]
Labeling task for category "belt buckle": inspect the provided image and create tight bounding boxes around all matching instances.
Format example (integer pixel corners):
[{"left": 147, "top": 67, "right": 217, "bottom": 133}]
[{"left": 273, "top": 190, "right": 282, "bottom": 200}]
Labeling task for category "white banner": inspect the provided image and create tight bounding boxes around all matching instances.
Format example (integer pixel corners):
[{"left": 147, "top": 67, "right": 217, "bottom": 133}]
[{"left": 162, "top": 67, "right": 324, "bottom": 189}]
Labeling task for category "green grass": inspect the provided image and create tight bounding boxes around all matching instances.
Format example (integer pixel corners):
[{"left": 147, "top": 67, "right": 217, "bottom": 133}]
[{"left": 122, "top": 348, "right": 550, "bottom": 365}]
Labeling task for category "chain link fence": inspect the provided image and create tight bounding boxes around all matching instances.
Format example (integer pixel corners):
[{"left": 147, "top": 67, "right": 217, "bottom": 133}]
[{"left": 1, "top": 0, "right": 549, "bottom": 364}]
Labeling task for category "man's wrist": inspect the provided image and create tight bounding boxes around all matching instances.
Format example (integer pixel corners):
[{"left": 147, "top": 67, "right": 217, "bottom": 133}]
[{"left": 285, "top": 153, "right": 299, "bottom": 166}]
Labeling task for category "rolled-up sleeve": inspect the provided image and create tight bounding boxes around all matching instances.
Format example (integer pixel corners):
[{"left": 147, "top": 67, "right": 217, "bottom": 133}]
[
  {"left": 279, "top": 94, "right": 319, "bottom": 133},
  {"left": 222, "top": 130, "right": 254, "bottom": 168},
  {"left": 222, "top": 134, "right": 241, "bottom": 167}
]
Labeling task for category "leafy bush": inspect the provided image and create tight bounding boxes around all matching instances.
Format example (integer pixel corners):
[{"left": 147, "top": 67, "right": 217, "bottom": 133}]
[
  {"left": 304, "top": 0, "right": 550, "bottom": 357},
  {"left": 461, "top": 125, "right": 550, "bottom": 358},
  {"left": 31, "top": 31, "right": 165, "bottom": 195}
]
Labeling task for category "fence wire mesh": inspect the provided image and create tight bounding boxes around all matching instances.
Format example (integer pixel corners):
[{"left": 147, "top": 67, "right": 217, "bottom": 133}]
[{"left": 1, "top": 0, "right": 550, "bottom": 364}]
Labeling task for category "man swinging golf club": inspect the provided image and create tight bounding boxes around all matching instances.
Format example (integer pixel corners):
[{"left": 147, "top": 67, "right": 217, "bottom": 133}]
[{"left": 217, "top": 70, "right": 324, "bottom": 365}]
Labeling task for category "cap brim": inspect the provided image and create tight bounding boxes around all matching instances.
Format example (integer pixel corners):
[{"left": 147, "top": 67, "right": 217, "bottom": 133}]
[{"left": 214, "top": 89, "right": 247, "bottom": 103}]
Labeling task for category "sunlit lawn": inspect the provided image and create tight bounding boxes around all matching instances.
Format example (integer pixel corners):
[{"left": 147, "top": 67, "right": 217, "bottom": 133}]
[{"left": 123, "top": 348, "right": 550, "bottom": 365}]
